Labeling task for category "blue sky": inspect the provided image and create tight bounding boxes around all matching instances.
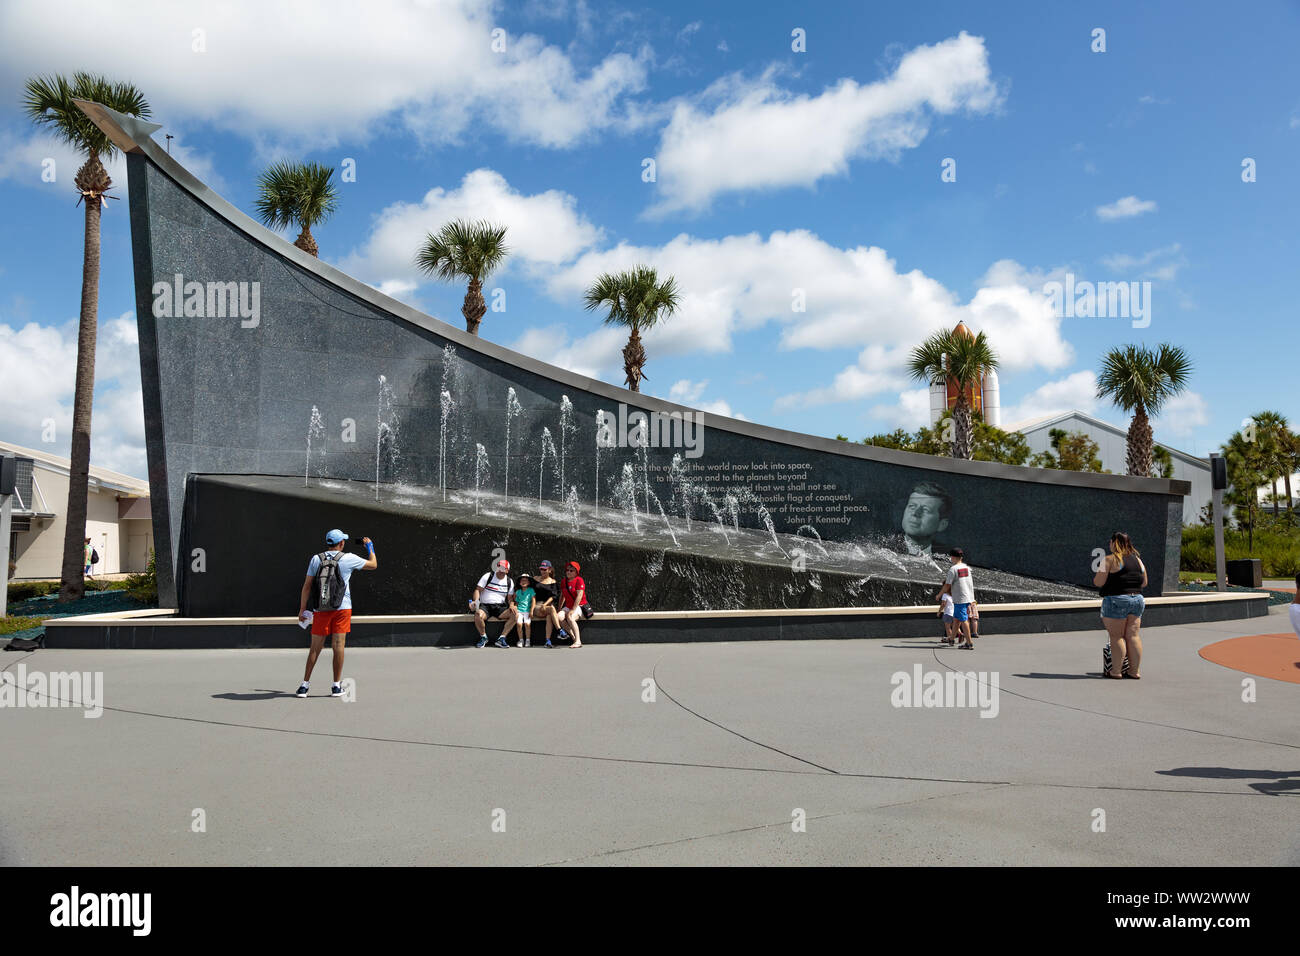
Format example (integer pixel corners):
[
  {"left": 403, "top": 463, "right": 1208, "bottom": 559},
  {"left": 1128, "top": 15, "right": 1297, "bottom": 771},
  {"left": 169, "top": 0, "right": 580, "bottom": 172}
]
[{"left": 1, "top": 0, "right": 1297, "bottom": 478}]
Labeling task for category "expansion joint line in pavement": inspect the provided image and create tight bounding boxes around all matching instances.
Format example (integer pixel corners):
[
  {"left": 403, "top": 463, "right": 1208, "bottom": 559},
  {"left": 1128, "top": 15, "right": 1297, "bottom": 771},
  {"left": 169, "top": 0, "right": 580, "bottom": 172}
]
[
  {"left": 535, "top": 782, "right": 1016, "bottom": 866},
  {"left": 650, "top": 655, "right": 840, "bottom": 774},
  {"left": 930, "top": 648, "right": 1299, "bottom": 751},
  {"left": 3, "top": 652, "right": 1288, "bottom": 796}
]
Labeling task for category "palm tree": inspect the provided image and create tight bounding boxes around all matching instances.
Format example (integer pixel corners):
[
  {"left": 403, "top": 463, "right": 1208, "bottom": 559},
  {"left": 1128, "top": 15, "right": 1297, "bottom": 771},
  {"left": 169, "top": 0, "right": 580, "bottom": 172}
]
[
  {"left": 583, "top": 266, "right": 681, "bottom": 392},
  {"left": 1095, "top": 343, "right": 1192, "bottom": 478},
  {"left": 414, "top": 219, "right": 509, "bottom": 335},
  {"left": 23, "top": 73, "right": 150, "bottom": 604},
  {"left": 254, "top": 161, "right": 338, "bottom": 257},
  {"left": 1152, "top": 444, "right": 1175, "bottom": 479},
  {"left": 1223, "top": 428, "right": 1268, "bottom": 553},
  {"left": 1250, "top": 410, "right": 1289, "bottom": 517},
  {"left": 907, "top": 326, "right": 999, "bottom": 459},
  {"left": 1281, "top": 427, "right": 1299, "bottom": 513}
]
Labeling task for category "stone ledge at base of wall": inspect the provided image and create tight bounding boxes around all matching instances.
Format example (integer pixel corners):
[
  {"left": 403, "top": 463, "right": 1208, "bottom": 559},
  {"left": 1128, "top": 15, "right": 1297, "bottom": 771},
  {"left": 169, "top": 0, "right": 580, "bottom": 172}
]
[{"left": 43, "top": 593, "right": 1268, "bottom": 649}]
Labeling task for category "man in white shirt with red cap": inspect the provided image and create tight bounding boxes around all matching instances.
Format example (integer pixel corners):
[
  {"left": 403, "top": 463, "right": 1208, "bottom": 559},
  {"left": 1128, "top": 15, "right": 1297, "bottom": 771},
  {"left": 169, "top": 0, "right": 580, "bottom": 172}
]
[{"left": 471, "top": 557, "right": 515, "bottom": 648}]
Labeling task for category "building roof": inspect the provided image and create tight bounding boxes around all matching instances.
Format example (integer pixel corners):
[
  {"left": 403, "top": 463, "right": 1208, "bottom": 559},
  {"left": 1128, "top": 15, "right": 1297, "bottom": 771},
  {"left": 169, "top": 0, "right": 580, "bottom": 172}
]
[
  {"left": 1003, "top": 409, "right": 1209, "bottom": 470},
  {"left": 0, "top": 439, "right": 150, "bottom": 497}
]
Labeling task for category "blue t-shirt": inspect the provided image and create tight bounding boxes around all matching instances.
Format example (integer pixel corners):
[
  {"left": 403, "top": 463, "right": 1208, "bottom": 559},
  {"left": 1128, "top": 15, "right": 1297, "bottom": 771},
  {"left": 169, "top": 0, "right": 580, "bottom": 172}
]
[{"left": 306, "top": 550, "right": 369, "bottom": 610}]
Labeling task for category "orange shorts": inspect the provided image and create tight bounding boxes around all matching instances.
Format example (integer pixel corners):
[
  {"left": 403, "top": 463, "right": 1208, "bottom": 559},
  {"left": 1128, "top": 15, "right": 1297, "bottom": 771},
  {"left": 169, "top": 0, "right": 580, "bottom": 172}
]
[{"left": 311, "top": 608, "right": 352, "bottom": 636}]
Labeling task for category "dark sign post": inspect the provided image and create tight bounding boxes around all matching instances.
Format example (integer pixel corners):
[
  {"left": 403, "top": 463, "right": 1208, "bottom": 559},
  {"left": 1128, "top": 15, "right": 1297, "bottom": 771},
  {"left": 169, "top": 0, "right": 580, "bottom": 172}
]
[
  {"left": 1210, "top": 453, "right": 1228, "bottom": 593},
  {"left": 0, "top": 454, "right": 14, "bottom": 616}
]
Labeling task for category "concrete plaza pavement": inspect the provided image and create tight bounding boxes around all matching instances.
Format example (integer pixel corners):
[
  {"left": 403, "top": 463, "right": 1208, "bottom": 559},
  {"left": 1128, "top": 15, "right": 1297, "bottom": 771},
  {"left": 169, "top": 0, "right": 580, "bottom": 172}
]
[{"left": 1, "top": 608, "right": 1296, "bottom": 866}]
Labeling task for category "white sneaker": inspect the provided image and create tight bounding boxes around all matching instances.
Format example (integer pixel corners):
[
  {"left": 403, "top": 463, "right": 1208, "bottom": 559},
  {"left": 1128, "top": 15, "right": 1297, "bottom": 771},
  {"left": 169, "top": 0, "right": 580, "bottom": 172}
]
[
  {"left": 516, "top": 638, "right": 524, "bottom": 647},
  {"left": 524, "top": 637, "right": 531, "bottom": 647}
]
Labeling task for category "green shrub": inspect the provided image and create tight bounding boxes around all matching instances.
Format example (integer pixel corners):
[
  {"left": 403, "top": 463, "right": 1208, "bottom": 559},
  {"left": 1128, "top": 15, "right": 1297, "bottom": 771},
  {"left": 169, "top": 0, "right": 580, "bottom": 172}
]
[
  {"left": 5, "top": 581, "right": 59, "bottom": 601},
  {"left": 125, "top": 552, "right": 157, "bottom": 604},
  {"left": 1182, "top": 523, "right": 1300, "bottom": 577}
]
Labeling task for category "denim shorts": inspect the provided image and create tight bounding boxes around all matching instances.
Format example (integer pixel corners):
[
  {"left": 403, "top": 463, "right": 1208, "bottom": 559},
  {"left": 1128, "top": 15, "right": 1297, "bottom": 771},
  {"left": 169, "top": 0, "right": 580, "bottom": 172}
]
[{"left": 1101, "top": 594, "right": 1145, "bottom": 620}]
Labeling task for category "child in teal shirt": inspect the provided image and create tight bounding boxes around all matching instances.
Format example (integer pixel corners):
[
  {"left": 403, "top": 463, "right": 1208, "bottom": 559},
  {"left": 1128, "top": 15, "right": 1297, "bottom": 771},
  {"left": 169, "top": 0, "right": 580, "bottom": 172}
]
[{"left": 513, "top": 573, "right": 536, "bottom": 647}]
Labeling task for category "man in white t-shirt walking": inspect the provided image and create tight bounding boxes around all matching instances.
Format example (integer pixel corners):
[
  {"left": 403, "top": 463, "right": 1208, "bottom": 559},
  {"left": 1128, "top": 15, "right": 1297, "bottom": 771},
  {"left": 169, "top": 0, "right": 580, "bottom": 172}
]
[
  {"left": 937, "top": 547, "right": 977, "bottom": 649},
  {"left": 471, "top": 558, "right": 515, "bottom": 648}
]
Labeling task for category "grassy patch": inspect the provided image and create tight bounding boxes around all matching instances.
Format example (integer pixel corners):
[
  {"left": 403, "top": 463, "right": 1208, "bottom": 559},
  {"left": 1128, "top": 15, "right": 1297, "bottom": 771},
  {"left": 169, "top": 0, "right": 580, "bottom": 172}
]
[{"left": 0, "top": 616, "right": 46, "bottom": 636}]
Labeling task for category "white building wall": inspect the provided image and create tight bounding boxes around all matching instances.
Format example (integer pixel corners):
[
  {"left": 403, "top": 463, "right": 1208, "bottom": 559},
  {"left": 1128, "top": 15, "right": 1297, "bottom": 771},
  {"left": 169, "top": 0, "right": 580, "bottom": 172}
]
[
  {"left": 9, "top": 461, "right": 151, "bottom": 579},
  {"left": 1017, "top": 413, "right": 1209, "bottom": 525}
]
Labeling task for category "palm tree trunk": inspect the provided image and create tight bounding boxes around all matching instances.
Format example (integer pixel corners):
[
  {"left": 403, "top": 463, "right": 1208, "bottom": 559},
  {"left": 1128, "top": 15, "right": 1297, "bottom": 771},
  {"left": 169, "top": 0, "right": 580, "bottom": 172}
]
[
  {"left": 1285, "top": 469, "right": 1294, "bottom": 514},
  {"left": 623, "top": 326, "right": 646, "bottom": 392},
  {"left": 293, "top": 227, "right": 318, "bottom": 257},
  {"left": 952, "top": 397, "right": 973, "bottom": 459},
  {"left": 1126, "top": 405, "right": 1153, "bottom": 477},
  {"left": 1272, "top": 477, "right": 1280, "bottom": 517},
  {"left": 59, "top": 160, "right": 104, "bottom": 603},
  {"left": 463, "top": 277, "right": 487, "bottom": 335}
]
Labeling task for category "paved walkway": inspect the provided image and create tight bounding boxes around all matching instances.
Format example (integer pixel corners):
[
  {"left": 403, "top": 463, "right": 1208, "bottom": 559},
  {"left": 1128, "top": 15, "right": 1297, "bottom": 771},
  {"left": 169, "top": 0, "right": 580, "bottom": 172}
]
[{"left": 1, "top": 609, "right": 1296, "bottom": 865}]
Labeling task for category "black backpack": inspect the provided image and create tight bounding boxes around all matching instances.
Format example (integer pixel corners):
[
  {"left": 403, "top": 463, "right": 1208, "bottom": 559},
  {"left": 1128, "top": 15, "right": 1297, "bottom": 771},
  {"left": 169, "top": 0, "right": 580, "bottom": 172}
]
[
  {"left": 90, "top": 548, "right": 100, "bottom": 565},
  {"left": 314, "top": 551, "right": 346, "bottom": 611}
]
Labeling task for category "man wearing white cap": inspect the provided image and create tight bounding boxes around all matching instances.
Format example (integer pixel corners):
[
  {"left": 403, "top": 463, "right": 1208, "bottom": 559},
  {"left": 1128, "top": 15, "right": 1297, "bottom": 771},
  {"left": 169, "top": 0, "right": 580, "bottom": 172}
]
[
  {"left": 296, "top": 529, "right": 377, "bottom": 697},
  {"left": 471, "top": 557, "right": 515, "bottom": 648}
]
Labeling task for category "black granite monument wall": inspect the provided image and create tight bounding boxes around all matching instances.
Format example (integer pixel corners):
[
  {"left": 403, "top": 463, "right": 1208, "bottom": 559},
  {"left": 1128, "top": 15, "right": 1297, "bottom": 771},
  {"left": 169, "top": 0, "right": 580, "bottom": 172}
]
[{"left": 86, "top": 103, "right": 1189, "bottom": 612}]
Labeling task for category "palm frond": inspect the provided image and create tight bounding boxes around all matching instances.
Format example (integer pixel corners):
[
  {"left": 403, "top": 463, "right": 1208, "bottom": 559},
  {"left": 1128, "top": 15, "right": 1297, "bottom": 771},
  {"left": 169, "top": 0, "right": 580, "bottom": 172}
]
[
  {"left": 23, "top": 72, "right": 151, "bottom": 160},
  {"left": 585, "top": 266, "right": 680, "bottom": 333},
  {"left": 1096, "top": 342, "right": 1193, "bottom": 415},
  {"left": 254, "top": 160, "right": 339, "bottom": 232},
  {"left": 414, "top": 219, "right": 510, "bottom": 283}
]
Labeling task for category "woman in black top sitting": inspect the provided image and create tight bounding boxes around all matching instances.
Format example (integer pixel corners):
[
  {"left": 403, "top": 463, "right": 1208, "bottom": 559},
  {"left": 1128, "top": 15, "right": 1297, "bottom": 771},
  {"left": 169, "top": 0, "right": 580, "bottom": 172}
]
[{"left": 1093, "top": 531, "right": 1148, "bottom": 679}]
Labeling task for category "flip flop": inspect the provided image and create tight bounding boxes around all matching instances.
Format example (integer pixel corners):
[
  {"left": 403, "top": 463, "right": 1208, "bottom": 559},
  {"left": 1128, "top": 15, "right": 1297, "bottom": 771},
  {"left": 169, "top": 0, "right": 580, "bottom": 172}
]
[
  {"left": 1104, "top": 671, "right": 1124, "bottom": 679},
  {"left": 1123, "top": 673, "right": 1141, "bottom": 679}
]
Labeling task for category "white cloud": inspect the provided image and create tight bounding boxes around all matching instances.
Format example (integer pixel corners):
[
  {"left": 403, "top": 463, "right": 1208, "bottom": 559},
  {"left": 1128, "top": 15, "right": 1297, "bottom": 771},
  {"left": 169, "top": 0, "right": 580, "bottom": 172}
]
[
  {"left": 339, "top": 169, "right": 603, "bottom": 291},
  {"left": 0, "top": 310, "right": 146, "bottom": 477},
  {"left": 1099, "top": 243, "right": 1184, "bottom": 281},
  {"left": 668, "top": 379, "right": 707, "bottom": 403},
  {"left": 1154, "top": 391, "right": 1209, "bottom": 438},
  {"left": 647, "top": 32, "right": 1002, "bottom": 215},
  {"left": 510, "top": 323, "right": 626, "bottom": 381},
  {"left": 663, "top": 379, "right": 747, "bottom": 419},
  {"left": 775, "top": 344, "right": 913, "bottom": 409},
  {"left": 0, "top": 0, "right": 652, "bottom": 150},
  {"left": 717, "top": 40, "right": 729, "bottom": 53},
  {"left": 550, "top": 234, "right": 1072, "bottom": 384},
  {"left": 0, "top": 130, "right": 125, "bottom": 187},
  {"left": 998, "top": 371, "right": 1101, "bottom": 429},
  {"left": 343, "top": 171, "right": 1071, "bottom": 406},
  {"left": 1096, "top": 195, "right": 1157, "bottom": 221},
  {"left": 869, "top": 388, "right": 932, "bottom": 431}
]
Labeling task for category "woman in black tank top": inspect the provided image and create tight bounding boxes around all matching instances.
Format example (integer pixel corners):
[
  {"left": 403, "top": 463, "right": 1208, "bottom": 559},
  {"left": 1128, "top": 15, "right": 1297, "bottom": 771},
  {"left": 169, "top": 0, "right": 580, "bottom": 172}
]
[{"left": 1093, "top": 532, "right": 1147, "bottom": 679}]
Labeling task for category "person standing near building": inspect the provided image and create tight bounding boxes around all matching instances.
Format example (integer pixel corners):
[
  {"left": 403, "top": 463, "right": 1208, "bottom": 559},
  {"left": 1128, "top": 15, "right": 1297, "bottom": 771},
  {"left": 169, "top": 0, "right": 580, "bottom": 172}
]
[
  {"left": 939, "top": 591, "right": 955, "bottom": 644},
  {"left": 937, "top": 548, "right": 976, "bottom": 649},
  {"left": 1095, "top": 531, "right": 1146, "bottom": 679},
  {"left": 296, "top": 530, "right": 376, "bottom": 698}
]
